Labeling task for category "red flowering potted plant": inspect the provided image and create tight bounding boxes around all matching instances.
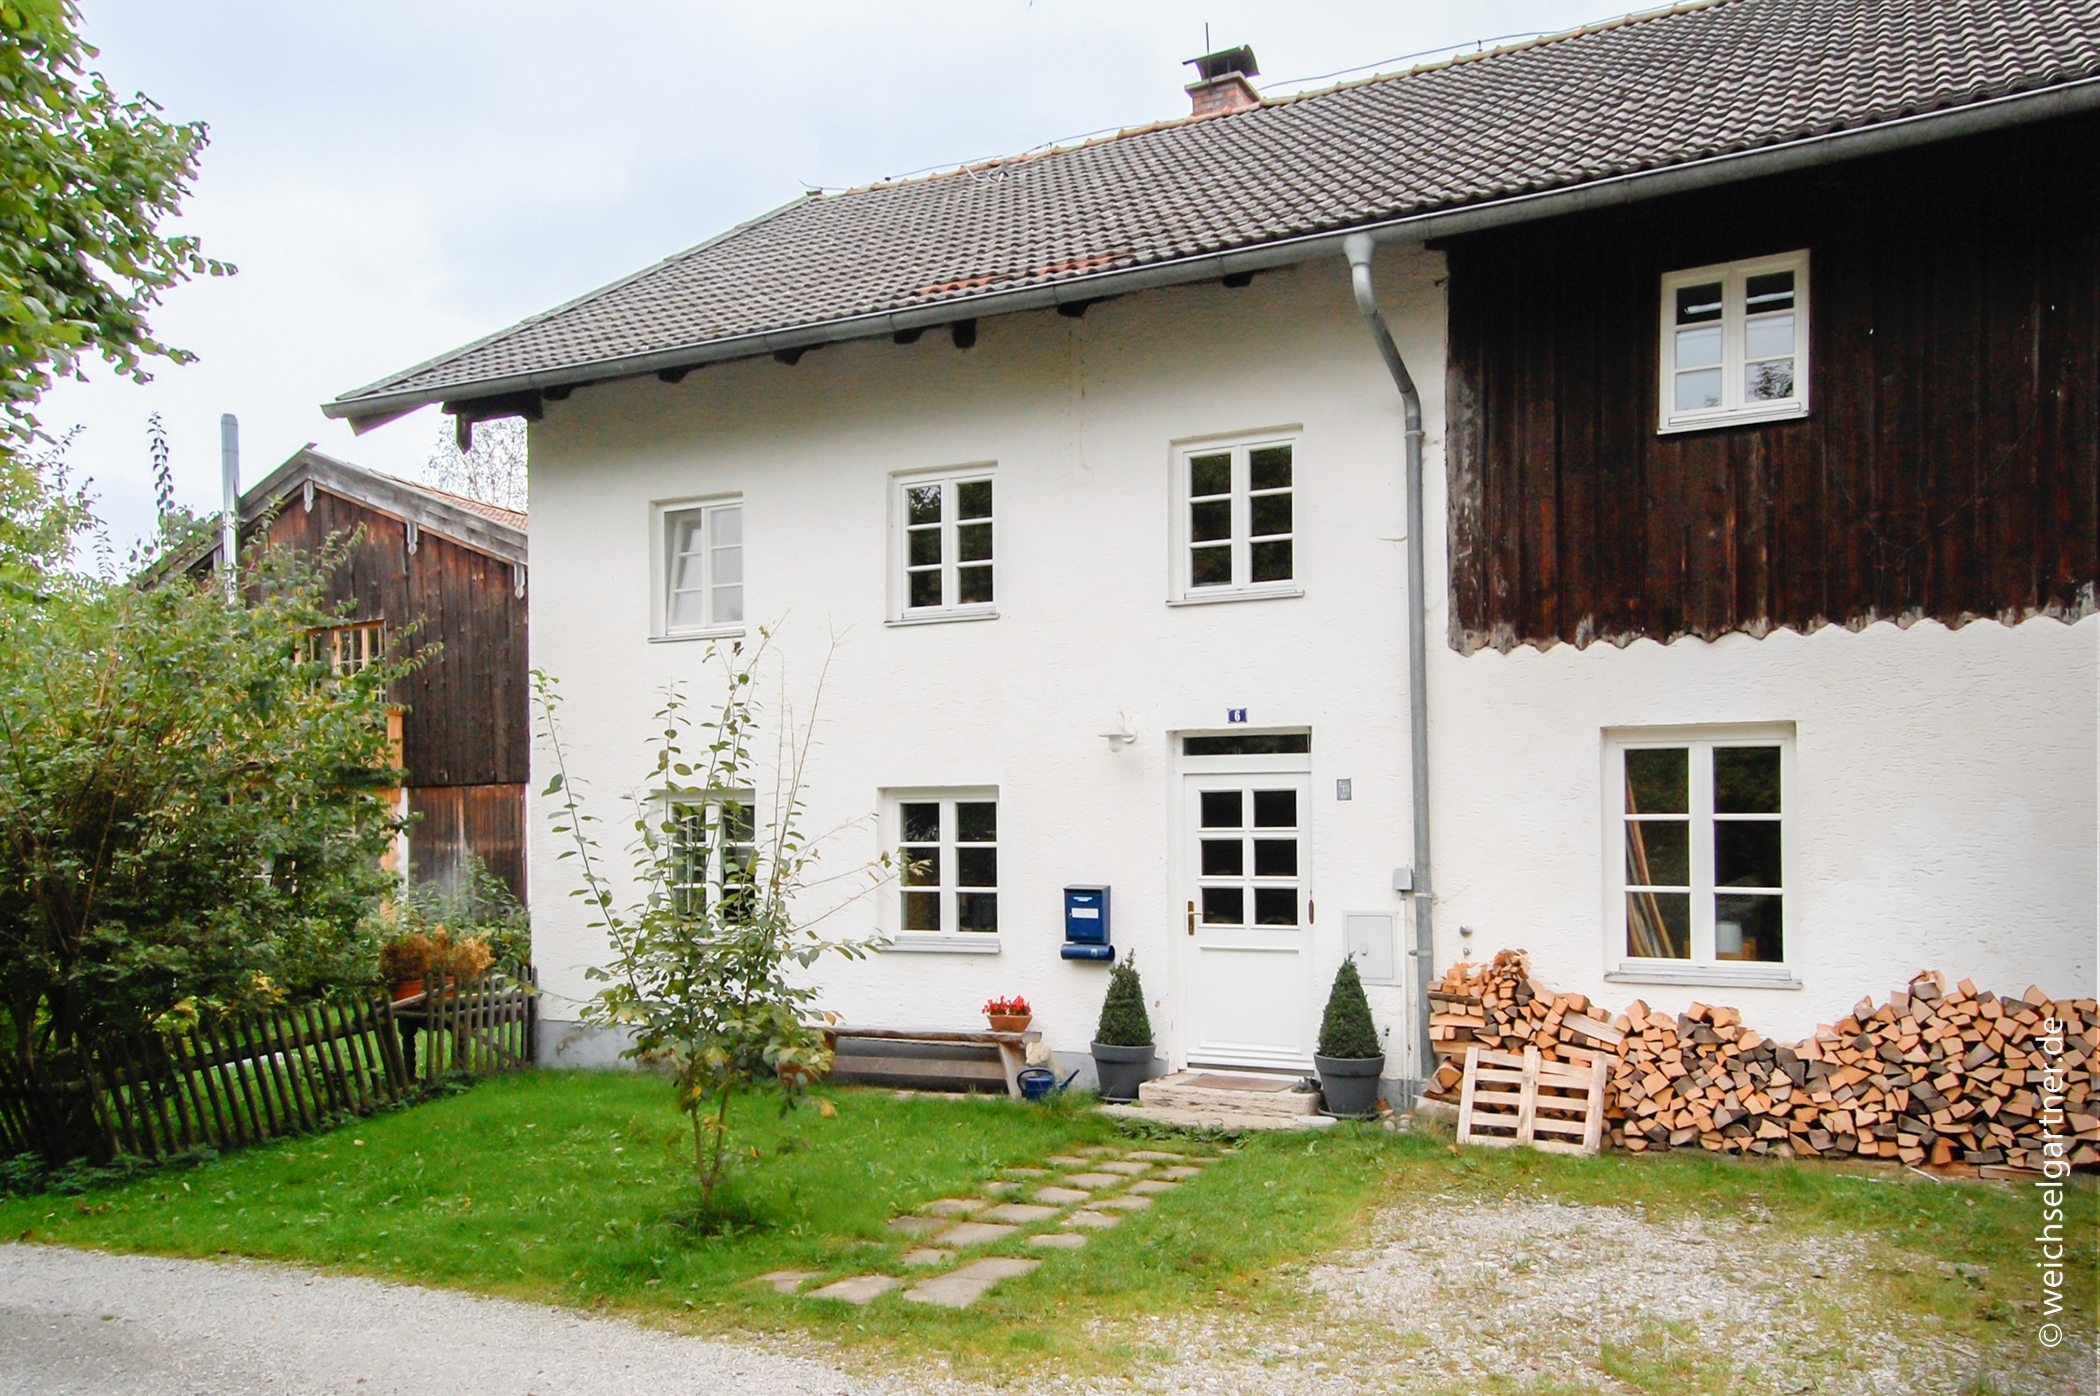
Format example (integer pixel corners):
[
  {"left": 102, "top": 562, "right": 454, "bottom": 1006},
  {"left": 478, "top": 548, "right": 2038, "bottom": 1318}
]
[{"left": 983, "top": 995, "right": 1032, "bottom": 1034}]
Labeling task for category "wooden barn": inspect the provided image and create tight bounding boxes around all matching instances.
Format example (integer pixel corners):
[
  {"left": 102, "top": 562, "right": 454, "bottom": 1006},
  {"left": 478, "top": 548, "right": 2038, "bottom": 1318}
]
[{"left": 191, "top": 449, "right": 530, "bottom": 901}]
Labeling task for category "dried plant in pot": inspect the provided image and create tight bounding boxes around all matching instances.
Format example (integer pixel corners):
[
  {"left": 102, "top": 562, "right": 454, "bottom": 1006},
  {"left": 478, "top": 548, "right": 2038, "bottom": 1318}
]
[
  {"left": 1314, "top": 958, "right": 1386, "bottom": 1118},
  {"left": 379, "top": 933, "right": 434, "bottom": 1001},
  {"left": 1090, "top": 954, "right": 1157, "bottom": 1103}
]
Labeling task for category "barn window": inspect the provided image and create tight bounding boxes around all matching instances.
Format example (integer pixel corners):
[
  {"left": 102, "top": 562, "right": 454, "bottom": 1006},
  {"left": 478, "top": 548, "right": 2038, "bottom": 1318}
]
[
  {"left": 658, "top": 498, "right": 743, "bottom": 638},
  {"left": 1606, "top": 727, "right": 1798, "bottom": 989},
  {"left": 1658, "top": 252, "right": 1810, "bottom": 433},
  {"left": 305, "top": 622, "right": 384, "bottom": 675}
]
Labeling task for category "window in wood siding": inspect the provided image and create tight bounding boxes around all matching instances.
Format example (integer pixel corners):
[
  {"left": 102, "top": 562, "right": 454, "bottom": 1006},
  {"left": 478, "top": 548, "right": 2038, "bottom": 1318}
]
[{"left": 1658, "top": 251, "right": 1810, "bottom": 433}]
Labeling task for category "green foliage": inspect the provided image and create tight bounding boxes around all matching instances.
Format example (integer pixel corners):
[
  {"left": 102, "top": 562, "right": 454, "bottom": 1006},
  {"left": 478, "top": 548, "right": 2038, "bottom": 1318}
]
[
  {"left": 0, "top": 504, "right": 408, "bottom": 1105},
  {"left": 1094, "top": 954, "right": 1153, "bottom": 1047},
  {"left": 0, "top": 2, "right": 230, "bottom": 451},
  {"left": 387, "top": 852, "right": 530, "bottom": 978},
  {"left": 1316, "top": 957, "right": 1381, "bottom": 1060},
  {"left": 537, "top": 635, "right": 891, "bottom": 1210}
]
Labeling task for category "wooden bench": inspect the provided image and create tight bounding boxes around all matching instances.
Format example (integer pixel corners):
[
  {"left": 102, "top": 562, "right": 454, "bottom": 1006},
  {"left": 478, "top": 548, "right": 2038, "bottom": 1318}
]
[{"left": 824, "top": 1026, "right": 1042, "bottom": 1098}]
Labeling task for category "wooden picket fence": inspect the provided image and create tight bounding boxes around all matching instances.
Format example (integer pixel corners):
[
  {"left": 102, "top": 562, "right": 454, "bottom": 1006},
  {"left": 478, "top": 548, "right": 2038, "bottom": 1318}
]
[{"left": 0, "top": 970, "right": 536, "bottom": 1164}]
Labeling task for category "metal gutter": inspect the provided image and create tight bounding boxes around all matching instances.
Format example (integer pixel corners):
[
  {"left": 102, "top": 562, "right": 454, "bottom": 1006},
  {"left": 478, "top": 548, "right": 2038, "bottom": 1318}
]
[
  {"left": 1343, "top": 233, "right": 1435, "bottom": 1101},
  {"left": 324, "top": 76, "right": 2100, "bottom": 429}
]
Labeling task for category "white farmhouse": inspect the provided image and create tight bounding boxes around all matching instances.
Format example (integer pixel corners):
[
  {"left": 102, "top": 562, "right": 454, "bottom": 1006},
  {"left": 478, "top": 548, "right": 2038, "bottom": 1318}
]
[{"left": 328, "top": 0, "right": 2099, "bottom": 1101}]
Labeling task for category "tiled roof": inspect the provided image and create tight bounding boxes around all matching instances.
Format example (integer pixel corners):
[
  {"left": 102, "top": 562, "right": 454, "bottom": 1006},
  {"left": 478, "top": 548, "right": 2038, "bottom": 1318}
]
[
  {"left": 381, "top": 474, "right": 529, "bottom": 532},
  {"left": 334, "top": 0, "right": 2100, "bottom": 412}
]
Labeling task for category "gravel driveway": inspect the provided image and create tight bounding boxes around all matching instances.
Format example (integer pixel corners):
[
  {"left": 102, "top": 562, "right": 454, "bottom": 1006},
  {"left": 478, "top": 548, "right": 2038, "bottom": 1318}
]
[{"left": 0, "top": 1244, "right": 887, "bottom": 1396}]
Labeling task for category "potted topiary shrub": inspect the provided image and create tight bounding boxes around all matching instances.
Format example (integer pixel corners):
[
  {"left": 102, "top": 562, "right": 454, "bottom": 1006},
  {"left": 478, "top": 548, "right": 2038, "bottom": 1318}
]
[
  {"left": 1314, "top": 957, "right": 1386, "bottom": 1118},
  {"left": 1090, "top": 954, "right": 1156, "bottom": 1103}
]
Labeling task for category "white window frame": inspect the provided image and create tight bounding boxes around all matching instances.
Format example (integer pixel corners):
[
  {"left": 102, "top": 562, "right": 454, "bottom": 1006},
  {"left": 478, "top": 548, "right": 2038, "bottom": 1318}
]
[
  {"left": 1169, "top": 432, "right": 1304, "bottom": 605},
  {"left": 652, "top": 496, "right": 745, "bottom": 641},
  {"left": 880, "top": 787, "right": 1000, "bottom": 954},
  {"left": 666, "top": 791, "right": 756, "bottom": 919},
  {"left": 1657, "top": 251, "right": 1811, "bottom": 434},
  {"left": 889, "top": 466, "right": 997, "bottom": 625},
  {"left": 1602, "top": 724, "right": 1800, "bottom": 990}
]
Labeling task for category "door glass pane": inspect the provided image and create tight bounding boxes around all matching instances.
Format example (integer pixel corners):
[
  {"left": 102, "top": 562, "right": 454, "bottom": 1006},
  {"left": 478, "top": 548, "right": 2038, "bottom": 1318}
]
[
  {"left": 1252, "top": 789, "right": 1296, "bottom": 828},
  {"left": 1190, "top": 544, "right": 1232, "bottom": 586},
  {"left": 956, "top": 846, "right": 997, "bottom": 887},
  {"left": 1625, "top": 748, "right": 1688, "bottom": 814},
  {"left": 1253, "top": 888, "right": 1298, "bottom": 925},
  {"left": 906, "top": 484, "right": 942, "bottom": 525},
  {"left": 957, "top": 892, "right": 998, "bottom": 932},
  {"left": 1252, "top": 839, "right": 1297, "bottom": 877},
  {"left": 1201, "top": 886, "right": 1244, "bottom": 925},
  {"left": 1625, "top": 820, "right": 1689, "bottom": 887},
  {"left": 1249, "top": 445, "right": 1292, "bottom": 491},
  {"left": 902, "top": 890, "right": 941, "bottom": 931},
  {"left": 1716, "top": 892, "right": 1782, "bottom": 961},
  {"left": 1200, "top": 839, "right": 1243, "bottom": 876},
  {"left": 1713, "top": 747, "right": 1780, "bottom": 812},
  {"left": 1249, "top": 539, "right": 1292, "bottom": 583},
  {"left": 1200, "top": 791, "right": 1242, "bottom": 828},
  {"left": 956, "top": 802, "right": 996, "bottom": 842},
  {"left": 1189, "top": 454, "right": 1231, "bottom": 498},
  {"left": 956, "top": 478, "right": 992, "bottom": 520},
  {"left": 1715, "top": 820, "right": 1781, "bottom": 888},
  {"left": 1626, "top": 891, "right": 1691, "bottom": 958}
]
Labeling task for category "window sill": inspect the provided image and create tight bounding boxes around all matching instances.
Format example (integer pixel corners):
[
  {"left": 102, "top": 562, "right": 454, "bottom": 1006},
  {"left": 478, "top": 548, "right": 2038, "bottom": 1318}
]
[
  {"left": 1167, "top": 583, "right": 1304, "bottom": 608},
  {"left": 886, "top": 607, "right": 999, "bottom": 628},
  {"left": 652, "top": 626, "right": 747, "bottom": 644},
  {"left": 1606, "top": 963, "right": 1802, "bottom": 990},
  {"left": 884, "top": 934, "right": 1003, "bottom": 955},
  {"left": 1657, "top": 402, "right": 1809, "bottom": 436}
]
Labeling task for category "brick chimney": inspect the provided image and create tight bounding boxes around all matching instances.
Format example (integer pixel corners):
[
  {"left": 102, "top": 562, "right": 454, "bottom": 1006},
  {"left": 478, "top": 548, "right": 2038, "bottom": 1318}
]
[{"left": 1183, "top": 44, "right": 1260, "bottom": 117}]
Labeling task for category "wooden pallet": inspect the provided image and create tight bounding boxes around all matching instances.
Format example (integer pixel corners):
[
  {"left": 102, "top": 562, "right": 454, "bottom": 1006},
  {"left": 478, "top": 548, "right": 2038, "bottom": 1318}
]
[{"left": 1456, "top": 1043, "right": 1608, "bottom": 1155}]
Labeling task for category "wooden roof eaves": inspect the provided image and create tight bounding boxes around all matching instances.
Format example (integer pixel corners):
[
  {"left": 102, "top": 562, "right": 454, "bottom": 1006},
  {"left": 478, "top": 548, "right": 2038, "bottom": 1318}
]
[{"left": 242, "top": 449, "right": 530, "bottom": 569}]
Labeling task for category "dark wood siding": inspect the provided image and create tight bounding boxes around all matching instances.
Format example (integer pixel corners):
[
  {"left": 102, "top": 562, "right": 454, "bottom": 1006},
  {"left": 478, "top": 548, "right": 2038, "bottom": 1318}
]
[
  {"left": 407, "top": 784, "right": 527, "bottom": 899},
  {"left": 1445, "top": 114, "right": 2100, "bottom": 653}
]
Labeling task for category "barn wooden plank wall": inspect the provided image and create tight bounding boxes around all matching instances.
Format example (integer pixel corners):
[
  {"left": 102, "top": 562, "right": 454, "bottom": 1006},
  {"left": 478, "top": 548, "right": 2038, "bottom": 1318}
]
[
  {"left": 407, "top": 783, "right": 527, "bottom": 898},
  {"left": 1444, "top": 114, "right": 2099, "bottom": 654}
]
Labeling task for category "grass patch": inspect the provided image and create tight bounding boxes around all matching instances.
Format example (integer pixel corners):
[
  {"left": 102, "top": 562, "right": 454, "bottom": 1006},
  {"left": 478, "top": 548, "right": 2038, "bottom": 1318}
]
[{"left": 2, "top": 1070, "right": 2089, "bottom": 1390}]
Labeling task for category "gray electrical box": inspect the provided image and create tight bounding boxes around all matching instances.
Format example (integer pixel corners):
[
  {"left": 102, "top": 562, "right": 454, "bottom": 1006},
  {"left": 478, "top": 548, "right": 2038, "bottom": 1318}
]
[{"left": 1346, "top": 911, "right": 1397, "bottom": 983}]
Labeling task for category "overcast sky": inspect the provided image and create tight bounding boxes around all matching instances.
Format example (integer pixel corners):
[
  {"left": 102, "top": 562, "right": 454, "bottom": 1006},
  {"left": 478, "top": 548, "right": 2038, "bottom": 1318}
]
[{"left": 49, "top": 0, "right": 1612, "bottom": 548}]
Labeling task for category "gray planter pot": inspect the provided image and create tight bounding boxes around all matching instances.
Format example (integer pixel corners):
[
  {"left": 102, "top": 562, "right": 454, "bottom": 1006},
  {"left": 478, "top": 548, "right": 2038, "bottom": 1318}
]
[
  {"left": 1091, "top": 1041, "right": 1156, "bottom": 1103},
  {"left": 1315, "top": 1053, "right": 1386, "bottom": 1118}
]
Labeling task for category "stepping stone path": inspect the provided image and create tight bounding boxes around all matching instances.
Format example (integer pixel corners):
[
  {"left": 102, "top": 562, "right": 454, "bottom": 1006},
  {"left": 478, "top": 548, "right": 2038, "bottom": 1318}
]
[{"left": 784, "top": 1143, "right": 1223, "bottom": 1309}]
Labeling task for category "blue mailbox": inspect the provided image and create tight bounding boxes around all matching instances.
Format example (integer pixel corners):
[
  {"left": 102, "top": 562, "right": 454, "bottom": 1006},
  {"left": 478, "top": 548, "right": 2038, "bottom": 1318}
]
[{"left": 1059, "top": 885, "right": 1113, "bottom": 961}]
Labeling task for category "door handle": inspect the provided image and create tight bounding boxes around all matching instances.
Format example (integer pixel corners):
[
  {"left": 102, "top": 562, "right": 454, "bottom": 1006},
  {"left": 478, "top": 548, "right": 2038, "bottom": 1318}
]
[{"left": 1186, "top": 900, "right": 1195, "bottom": 936}]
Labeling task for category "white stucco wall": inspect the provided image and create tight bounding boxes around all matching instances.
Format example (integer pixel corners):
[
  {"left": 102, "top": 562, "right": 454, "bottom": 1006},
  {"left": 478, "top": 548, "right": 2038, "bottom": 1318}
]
[
  {"left": 522, "top": 237, "right": 2097, "bottom": 1080},
  {"left": 525, "top": 248, "right": 1445, "bottom": 1078}
]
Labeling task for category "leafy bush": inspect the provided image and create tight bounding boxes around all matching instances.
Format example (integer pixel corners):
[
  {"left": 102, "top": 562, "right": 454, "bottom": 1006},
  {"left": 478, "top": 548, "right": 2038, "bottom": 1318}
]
[
  {"left": 382, "top": 852, "right": 529, "bottom": 978},
  {"left": 1094, "top": 954, "right": 1153, "bottom": 1047},
  {"left": 1316, "top": 957, "right": 1382, "bottom": 1060}
]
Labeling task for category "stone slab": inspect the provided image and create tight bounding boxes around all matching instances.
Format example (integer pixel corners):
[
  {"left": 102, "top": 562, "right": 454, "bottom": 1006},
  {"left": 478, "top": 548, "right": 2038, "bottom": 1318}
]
[
  {"left": 983, "top": 1180, "right": 1019, "bottom": 1195},
  {"left": 1028, "top": 1231, "right": 1089, "bottom": 1249},
  {"left": 1042, "top": 1155, "right": 1091, "bottom": 1166},
  {"left": 1033, "top": 1186, "right": 1091, "bottom": 1204},
  {"left": 1137, "top": 1070, "right": 1321, "bottom": 1117},
  {"left": 1095, "top": 1160, "right": 1151, "bottom": 1175},
  {"left": 919, "top": 1197, "right": 985, "bottom": 1216},
  {"left": 1098, "top": 1194, "right": 1153, "bottom": 1211},
  {"left": 1122, "top": 1150, "right": 1190, "bottom": 1162},
  {"left": 978, "top": 1203, "right": 1060, "bottom": 1224},
  {"left": 1064, "top": 1209, "right": 1121, "bottom": 1229},
  {"left": 807, "top": 1274, "right": 901, "bottom": 1305},
  {"left": 887, "top": 1215, "right": 944, "bottom": 1234},
  {"left": 934, "top": 1221, "right": 1018, "bottom": 1246},
  {"left": 1000, "top": 1166, "right": 1049, "bottom": 1177},
  {"left": 953, "top": 1256, "right": 1041, "bottom": 1281},
  {"left": 901, "top": 1248, "right": 953, "bottom": 1266},
  {"left": 753, "top": 1270, "right": 821, "bottom": 1295},
  {"left": 901, "top": 1256, "right": 1040, "bottom": 1309},
  {"left": 1126, "top": 1179, "right": 1179, "bottom": 1195},
  {"left": 1159, "top": 1165, "right": 1203, "bottom": 1180},
  {"left": 1075, "top": 1145, "right": 1121, "bottom": 1155},
  {"left": 1062, "top": 1172, "right": 1122, "bottom": 1188}
]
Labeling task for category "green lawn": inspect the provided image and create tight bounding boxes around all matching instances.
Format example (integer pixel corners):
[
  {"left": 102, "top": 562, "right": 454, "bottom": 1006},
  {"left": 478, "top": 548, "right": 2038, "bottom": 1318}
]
[{"left": 3, "top": 1070, "right": 2090, "bottom": 1391}]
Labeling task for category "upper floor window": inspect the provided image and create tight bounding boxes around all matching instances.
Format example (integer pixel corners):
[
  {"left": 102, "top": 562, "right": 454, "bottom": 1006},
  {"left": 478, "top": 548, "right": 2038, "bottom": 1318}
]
[
  {"left": 893, "top": 469, "right": 994, "bottom": 621},
  {"left": 305, "top": 622, "right": 383, "bottom": 675},
  {"left": 1174, "top": 436, "right": 1299, "bottom": 602},
  {"left": 1608, "top": 727, "right": 1793, "bottom": 986},
  {"left": 1658, "top": 252, "right": 1809, "bottom": 434},
  {"left": 659, "top": 499, "right": 743, "bottom": 638}
]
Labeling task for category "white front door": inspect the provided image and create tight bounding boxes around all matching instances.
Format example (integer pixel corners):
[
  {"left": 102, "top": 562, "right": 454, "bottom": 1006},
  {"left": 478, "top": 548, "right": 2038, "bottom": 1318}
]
[{"left": 1181, "top": 771, "right": 1314, "bottom": 1068}]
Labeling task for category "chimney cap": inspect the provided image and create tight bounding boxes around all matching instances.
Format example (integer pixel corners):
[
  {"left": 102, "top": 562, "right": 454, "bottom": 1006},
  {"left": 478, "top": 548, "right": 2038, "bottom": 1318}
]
[{"left": 1183, "top": 45, "right": 1259, "bottom": 84}]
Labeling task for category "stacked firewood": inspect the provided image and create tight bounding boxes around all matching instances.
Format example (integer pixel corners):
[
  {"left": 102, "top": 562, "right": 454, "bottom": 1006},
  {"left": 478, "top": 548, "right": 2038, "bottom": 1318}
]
[{"left": 1428, "top": 954, "right": 2099, "bottom": 1171}]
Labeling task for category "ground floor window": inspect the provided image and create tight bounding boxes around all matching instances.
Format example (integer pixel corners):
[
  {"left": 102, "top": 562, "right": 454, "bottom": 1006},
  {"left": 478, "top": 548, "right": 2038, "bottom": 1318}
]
[
  {"left": 888, "top": 790, "right": 998, "bottom": 943},
  {"left": 1609, "top": 727, "right": 1790, "bottom": 974},
  {"left": 669, "top": 794, "right": 756, "bottom": 919}
]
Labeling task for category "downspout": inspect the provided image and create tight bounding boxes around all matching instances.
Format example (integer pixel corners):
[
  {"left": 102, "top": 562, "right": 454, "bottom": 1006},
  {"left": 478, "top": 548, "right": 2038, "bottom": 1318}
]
[{"left": 1343, "top": 233, "right": 1435, "bottom": 1100}]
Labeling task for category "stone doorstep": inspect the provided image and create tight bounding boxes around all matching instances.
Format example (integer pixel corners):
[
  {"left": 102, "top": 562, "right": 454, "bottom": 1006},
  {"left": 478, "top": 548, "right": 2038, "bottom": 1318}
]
[
  {"left": 807, "top": 1274, "right": 901, "bottom": 1305},
  {"left": 753, "top": 1270, "right": 822, "bottom": 1295},
  {"left": 1100, "top": 1102, "right": 1337, "bottom": 1132},
  {"left": 1138, "top": 1071, "right": 1321, "bottom": 1117},
  {"left": 903, "top": 1256, "right": 1041, "bottom": 1309}
]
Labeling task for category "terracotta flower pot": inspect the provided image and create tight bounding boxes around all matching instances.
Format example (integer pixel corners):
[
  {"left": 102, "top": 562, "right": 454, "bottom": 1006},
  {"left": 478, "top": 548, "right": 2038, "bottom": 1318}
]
[
  {"left": 987, "top": 1013, "right": 1032, "bottom": 1034},
  {"left": 390, "top": 979, "right": 425, "bottom": 1002}
]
